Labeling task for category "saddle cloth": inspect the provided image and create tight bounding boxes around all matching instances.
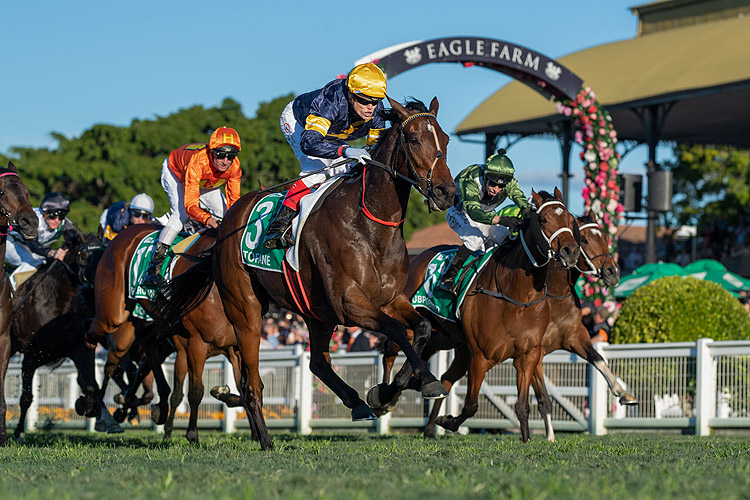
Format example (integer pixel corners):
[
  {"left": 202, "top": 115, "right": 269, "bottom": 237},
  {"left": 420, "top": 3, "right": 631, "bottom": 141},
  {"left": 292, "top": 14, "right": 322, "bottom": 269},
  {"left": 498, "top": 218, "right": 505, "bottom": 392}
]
[{"left": 410, "top": 248, "right": 494, "bottom": 322}]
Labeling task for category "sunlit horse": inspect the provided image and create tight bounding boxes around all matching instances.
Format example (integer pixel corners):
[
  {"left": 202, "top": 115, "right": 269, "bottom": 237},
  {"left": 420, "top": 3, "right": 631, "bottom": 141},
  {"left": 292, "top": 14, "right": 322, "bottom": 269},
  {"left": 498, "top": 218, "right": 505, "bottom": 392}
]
[
  {"left": 9, "top": 230, "right": 112, "bottom": 438},
  {"left": 370, "top": 189, "right": 580, "bottom": 442},
  {"left": 159, "top": 97, "right": 457, "bottom": 450},
  {"left": 0, "top": 162, "right": 39, "bottom": 446}
]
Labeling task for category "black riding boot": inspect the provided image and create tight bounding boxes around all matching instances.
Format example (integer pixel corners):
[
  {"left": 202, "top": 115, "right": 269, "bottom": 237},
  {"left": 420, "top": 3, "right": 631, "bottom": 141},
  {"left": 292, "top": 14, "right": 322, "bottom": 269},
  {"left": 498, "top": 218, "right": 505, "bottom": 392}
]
[
  {"left": 436, "top": 245, "right": 473, "bottom": 295},
  {"left": 263, "top": 205, "right": 298, "bottom": 249},
  {"left": 141, "top": 242, "right": 169, "bottom": 289}
]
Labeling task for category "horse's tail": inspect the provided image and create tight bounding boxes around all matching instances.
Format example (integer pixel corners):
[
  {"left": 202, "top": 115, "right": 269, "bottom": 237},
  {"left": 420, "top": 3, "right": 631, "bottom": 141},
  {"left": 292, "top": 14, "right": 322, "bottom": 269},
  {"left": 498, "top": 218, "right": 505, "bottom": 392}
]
[{"left": 153, "top": 248, "right": 215, "bottom": 338}]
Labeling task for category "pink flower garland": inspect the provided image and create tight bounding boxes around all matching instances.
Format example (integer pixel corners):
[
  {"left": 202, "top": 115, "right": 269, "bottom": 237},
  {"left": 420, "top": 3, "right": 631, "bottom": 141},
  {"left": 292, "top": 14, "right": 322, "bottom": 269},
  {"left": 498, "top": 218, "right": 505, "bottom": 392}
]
[{"left": 556, "top": 86, "right": 623, "bottom": 305}]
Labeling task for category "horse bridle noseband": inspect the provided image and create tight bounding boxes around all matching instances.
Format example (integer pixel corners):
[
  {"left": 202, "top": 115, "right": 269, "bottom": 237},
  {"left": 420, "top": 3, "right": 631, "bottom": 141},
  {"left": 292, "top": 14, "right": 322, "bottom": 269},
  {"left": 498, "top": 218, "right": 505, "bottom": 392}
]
[
  {"left": 0, "top": 171, "right": 20, "bottom": 235},
  {"left": 575, "top": 222, "right": 611, "bottom": 279},
  {"left": 519, "top": 200, "right": 576, "bottom": 268}
]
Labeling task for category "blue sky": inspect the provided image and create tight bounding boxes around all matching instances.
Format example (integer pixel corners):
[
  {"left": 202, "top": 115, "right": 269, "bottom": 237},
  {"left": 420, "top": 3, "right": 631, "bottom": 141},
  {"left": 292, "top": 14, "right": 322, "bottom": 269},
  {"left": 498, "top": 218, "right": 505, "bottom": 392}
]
[{"left": 1, "top": 0, "right": 668, "bottom": 216}]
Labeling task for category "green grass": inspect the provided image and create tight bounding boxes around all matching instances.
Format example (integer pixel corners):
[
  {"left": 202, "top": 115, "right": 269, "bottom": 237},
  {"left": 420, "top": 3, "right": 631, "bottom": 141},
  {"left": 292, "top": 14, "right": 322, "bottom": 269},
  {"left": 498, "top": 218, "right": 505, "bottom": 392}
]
[{"left": 1, "top": 431, "right": 749, "bottom": 500}]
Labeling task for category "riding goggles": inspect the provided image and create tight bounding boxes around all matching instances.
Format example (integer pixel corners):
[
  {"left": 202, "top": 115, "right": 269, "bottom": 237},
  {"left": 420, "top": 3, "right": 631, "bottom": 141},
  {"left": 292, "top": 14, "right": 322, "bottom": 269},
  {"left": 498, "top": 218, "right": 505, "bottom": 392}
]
[
  {"left": 130, "top": 209, "right": 151, "bottom": 218},
  {"left": 352, "top": 93, "right": 382, "bottom": 106},
  {"left": 212, "top": 150, "right": 238, "bottom": 161},
  {"left": 485, "top": 176, "right": 510, "bottom": 189},
  {"left": 43, "top": 209, "right": 68, "bottom": 220}
]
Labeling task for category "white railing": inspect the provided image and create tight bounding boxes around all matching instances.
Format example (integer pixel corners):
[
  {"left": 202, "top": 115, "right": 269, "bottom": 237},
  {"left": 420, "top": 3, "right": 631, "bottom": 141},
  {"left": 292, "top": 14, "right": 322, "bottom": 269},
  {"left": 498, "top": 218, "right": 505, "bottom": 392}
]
[{"left": 4, "top": 339, "right": 749, "bottom": 436}]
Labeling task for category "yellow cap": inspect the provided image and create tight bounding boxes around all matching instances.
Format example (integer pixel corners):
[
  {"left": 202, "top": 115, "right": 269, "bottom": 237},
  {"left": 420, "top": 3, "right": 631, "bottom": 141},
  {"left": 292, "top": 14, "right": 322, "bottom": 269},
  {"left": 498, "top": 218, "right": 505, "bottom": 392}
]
[{"left": 346, "top": 63, "right": 387, "bottom": 99}]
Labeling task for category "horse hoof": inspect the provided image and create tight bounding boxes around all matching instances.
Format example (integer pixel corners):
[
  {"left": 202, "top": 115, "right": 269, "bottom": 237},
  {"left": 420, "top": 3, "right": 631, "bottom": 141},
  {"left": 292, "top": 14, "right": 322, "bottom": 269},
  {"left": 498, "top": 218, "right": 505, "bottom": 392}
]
[
  {"left": 620, "top": 393, "right": 638, "bottom": 405},
  {"left": 366, "top": 384, "right": 386, "bottom": 409},
  {"left": 128, "top": 414, "right": 141, "bottom": 427},
  {"left": 421, "top": 381, "right": 448, "bottom": 400},
  {"left": 74, "top": 397, "right": 88, "bottom": 416},
  {"left": 151, "top": 404, "right": 168, "bottom": 425},
  {"left": 186, "top": 431, "right": 199, "bottom": 444},
  {"left": 435, "top": 415, "right": 459, "bottom": 433},
  {"left": 107, "top": 421, "right": 124, "bottom": 434},
  {"left": 351, "top": 404, "right": 377, "bottom": 421},
  {"left": 113, "top": 393, "right": 127, "bottom": 405},
  {"left": 210, "top": 385, "right": 230, "bottom": 400},
  {"left": 112, "top": 408, "right": 127, "bottom": 423}
]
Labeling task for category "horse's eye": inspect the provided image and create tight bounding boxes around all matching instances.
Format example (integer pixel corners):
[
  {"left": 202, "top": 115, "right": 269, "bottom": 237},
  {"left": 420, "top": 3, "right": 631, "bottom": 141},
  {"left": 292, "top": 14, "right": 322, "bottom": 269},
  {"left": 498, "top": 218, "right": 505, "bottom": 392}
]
[
  {"left": 407, "top": 135, "right": 420, "bottom": 145},
  {"left": 581, "top": 237, "right": 589, "bottom": 245}
]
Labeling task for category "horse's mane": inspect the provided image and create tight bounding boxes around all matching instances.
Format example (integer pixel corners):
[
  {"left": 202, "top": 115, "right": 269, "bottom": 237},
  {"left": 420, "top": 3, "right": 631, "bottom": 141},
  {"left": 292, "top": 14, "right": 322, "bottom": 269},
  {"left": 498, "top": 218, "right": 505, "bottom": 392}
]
[
  {"left": 577, "top": 212, "right": 595, "bottom": 224},
  {"left": 371, "top": 98, "right": 429, "bottom": 156}
]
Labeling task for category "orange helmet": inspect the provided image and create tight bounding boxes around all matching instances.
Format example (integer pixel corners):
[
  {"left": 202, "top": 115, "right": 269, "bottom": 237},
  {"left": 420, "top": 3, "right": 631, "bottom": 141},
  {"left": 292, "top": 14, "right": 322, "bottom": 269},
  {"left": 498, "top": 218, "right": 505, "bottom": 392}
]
[
  {"left": 346, "top": 63, "right": 387, "bottom": 100},
  {"left": 209, "top": 126, "right": 241, "bottom": 151}
]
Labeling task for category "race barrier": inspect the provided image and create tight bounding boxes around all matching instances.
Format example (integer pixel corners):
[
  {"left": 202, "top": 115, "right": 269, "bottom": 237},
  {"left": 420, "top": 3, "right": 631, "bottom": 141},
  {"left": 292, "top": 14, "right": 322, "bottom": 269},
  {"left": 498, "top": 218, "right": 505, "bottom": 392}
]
[{"left": 5, "top": 339, "right": 749, "bottom": 437}]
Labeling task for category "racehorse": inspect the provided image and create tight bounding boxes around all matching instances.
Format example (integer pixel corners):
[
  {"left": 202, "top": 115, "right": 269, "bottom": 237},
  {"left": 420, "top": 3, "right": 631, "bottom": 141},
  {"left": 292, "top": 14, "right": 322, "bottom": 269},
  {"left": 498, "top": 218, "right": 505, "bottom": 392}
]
[
  {"left": 415, "top": 212, "right": 636, "bottom": 439},
  {"left": 369, "top": 189, "right": 581, "bottom": 442},
  {"left": 0, "top": 162, "right": 39, "bottom": 446},
  {"left": 159, "top": 97, "right": 457, "bottom": 450},
  {"left": 9, "top": 231, "right": 116, "bottom": 438}
]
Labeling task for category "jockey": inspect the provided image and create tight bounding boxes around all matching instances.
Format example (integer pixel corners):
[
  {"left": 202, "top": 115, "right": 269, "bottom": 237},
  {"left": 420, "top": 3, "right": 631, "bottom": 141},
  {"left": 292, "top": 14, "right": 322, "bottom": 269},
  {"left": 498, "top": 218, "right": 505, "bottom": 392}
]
[
  {"left": 98, "top": 193, "right": 155, "bottom": 244},
  {"left": 436, "top": 149, "right": 531, "bottom": 295},
  {"left": 6, "top": 192, "right": 78, "bottom": 289},
  {"left": 263, "top": 62, "right": 388, "bottom": 249},
  {"left": 141, "top": 126, "right": 242, "bottom": 288}
]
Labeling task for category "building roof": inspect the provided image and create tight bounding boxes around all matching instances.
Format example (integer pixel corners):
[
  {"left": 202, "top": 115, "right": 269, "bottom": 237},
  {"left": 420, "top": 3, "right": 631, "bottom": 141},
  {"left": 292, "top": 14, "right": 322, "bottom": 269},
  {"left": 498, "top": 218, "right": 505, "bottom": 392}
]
[
  {"left": 455, "top": 11, "right": 750, "bottom": 146},
  {"left": 406, "top": 222, "right": 460, "bottom": 255}
]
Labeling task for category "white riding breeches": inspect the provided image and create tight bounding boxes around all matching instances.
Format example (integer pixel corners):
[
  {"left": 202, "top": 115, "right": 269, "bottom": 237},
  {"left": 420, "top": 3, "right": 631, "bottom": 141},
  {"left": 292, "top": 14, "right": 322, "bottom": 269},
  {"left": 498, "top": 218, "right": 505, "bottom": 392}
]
[{"left": 446, "top": 205, "right": 508, "bottom": 253}]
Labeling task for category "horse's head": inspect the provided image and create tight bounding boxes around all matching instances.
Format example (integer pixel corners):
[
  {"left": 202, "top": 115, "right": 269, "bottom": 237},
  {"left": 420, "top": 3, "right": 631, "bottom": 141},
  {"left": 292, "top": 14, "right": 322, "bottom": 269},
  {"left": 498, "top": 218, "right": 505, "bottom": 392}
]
[
  {"left": 385, "top": 97, "right": 456, "bottom": 211},
  {"left": 528, "top": 188, "right": 580, "bottom": 268},
  {"left": 0, "top": 162, "right": 38, "bottom": 239},
  {"left": 576, "top": 212, "right": 620, "bottom": 287}
]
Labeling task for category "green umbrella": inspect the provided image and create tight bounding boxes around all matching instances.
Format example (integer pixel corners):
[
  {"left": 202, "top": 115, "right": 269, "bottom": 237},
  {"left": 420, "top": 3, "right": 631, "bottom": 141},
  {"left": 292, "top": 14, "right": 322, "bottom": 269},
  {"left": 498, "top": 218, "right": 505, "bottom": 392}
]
[
  {"left": 614, "top": 261, "right": 685, "bottom": 299},
  {"left": 682, "top": 259, "right": 729, "bottom": 274},
  {"left": 684, "top": 269, "right": 750, "bottom": 297}
]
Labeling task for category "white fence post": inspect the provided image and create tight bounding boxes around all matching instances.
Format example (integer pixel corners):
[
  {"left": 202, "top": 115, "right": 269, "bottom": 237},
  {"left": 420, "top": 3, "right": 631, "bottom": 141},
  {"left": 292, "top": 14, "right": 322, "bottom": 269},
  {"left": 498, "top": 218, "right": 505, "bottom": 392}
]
[
  {"left": 222, "top": 356, "right": 237, "bottom": 434},
  {"left": 433, "top": 350, "right": 449, "bottom": 436},
  {"left": 589, "top": 343, "right": 608, "bottom": 435},
  {"left": 694, "top": 338, "right": 715, "bottom": 436},
  {"left": 26, "top": 370, "right": 41, "bottom": 432},
  {"left": 296, "top": 348, "right": 312, "bottom": 435},
  {"left": 375, "top": 353, "right": 391, "bottom": 435}
]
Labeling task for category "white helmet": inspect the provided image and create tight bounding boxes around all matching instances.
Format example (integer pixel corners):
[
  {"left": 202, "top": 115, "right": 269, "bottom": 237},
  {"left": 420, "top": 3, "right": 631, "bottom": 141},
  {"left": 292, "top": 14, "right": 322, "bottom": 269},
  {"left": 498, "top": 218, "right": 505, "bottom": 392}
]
[{"left": 129, "top": 193, "right": 154, "bottom": 214}]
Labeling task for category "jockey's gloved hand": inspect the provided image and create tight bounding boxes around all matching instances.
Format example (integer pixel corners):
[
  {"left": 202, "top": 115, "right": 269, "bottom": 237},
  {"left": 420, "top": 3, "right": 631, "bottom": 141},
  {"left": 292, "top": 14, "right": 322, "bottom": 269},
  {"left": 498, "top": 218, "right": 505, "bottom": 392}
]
[
  {"left": 497, "top": 216, "right": 523, "bottom": 231},
  {"left": 344, "top": 147, "right": 371, "bottom": 165}
]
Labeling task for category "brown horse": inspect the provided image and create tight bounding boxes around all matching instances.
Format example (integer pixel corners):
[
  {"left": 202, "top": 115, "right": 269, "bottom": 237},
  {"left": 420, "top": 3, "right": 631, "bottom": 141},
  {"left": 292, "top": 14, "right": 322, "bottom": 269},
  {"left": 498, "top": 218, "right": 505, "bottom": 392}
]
[
  {"left": 0, "top": 162, "right": 39, "bottom": 446},
  {"left": 370, "top": 189, "right": 581, "bottom": 442},
  {"left": 159, "top": 97, "right": 457, "bottom": 450},
  {"left": 421, "top": 212, "right": 636, "bottom": 440}
]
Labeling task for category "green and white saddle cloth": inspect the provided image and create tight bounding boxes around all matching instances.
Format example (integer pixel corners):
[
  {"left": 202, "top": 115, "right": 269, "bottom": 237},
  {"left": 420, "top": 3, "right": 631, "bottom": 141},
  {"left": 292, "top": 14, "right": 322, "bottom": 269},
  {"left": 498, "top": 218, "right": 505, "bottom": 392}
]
[{"left": 240, "top": 192, "right": 287, "bottom": 273}]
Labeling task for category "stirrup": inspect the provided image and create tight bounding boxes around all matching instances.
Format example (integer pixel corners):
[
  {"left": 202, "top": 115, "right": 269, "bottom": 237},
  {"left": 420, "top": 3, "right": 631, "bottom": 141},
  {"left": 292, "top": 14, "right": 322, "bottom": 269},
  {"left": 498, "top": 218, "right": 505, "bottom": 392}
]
[
  {"left": 141, "top": 269, "right": 164, "bottom": 289},
  {"left": 263, "top": 226, "right": 295, "bottom": 249},
  {"left": 436, "top": 277, "right": 458, "bottom": 295}
]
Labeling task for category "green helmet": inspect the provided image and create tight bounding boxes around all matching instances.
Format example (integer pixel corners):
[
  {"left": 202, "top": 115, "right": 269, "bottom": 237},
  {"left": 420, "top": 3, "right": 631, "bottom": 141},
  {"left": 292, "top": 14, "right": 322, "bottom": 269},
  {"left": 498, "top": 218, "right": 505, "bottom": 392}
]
[{"left": 484, "top": 150, "right": 515, "bottom": 183}]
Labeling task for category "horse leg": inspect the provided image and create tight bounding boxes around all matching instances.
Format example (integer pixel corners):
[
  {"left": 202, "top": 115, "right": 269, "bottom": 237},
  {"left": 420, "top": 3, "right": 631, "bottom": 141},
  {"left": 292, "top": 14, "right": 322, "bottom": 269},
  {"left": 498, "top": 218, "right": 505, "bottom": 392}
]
[
  {"left": 143, "top": 344, "right": 170, "bottom": 426},
  {"left": 435, "top": 352, "right": 491, "bottom": 433},
  {"left": 13, "top": 358, "right": 38, "bottom": 441},
  {"left": 513, "top": 347, "right": 543, "bottom": 443},
  {"left": 306, "top": 319, "right": 375, "bottom": 421},
  {"left": 565, "top": 327, "right": 637, "bottom": 405},
  {"left": 0, "top": 328, "right": 9, "bottom": 447},
  {"left": 220, "top": 292, "right": 272, "bottom": 450},
  {"left": 531, "top": 359, "right": 555, "bottom": 442},
  {"left": 210, "top": 347, "right": 245, "bottom": 407},
  {"left": 424, "top": 345, "right": 470, "bottom": 438},
  {"left": 164, "top": 338, "right": 187, "bottom": 440},
  {"left": 184, "top": 340, "right": 210, "bottom": 444}
]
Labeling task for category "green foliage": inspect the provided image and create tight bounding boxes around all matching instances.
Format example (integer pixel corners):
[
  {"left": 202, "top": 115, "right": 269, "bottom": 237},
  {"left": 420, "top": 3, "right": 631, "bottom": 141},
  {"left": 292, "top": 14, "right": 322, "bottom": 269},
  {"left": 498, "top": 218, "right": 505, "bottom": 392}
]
[
  {"left": 402, "top": 189, "right": 448, "bottom": 240},
  {"left": 611, "top": 275, "right": 750, "bottom": 343},
  {"left": 667, "top": 144, "right": 750, "bottom": 228}
]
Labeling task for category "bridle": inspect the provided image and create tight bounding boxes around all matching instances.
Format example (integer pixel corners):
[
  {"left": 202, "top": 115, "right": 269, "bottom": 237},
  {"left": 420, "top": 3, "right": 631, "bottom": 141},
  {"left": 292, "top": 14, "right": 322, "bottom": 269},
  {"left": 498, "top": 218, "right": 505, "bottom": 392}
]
[
  {"left": 575, "top": 222, "right": 612, "bottom": 278},
  {"left": 0, "top": 171, "right": 20, "bottom": 235},
  {"left": 518, "top": 200, "right": 576, "bottom": 268}
]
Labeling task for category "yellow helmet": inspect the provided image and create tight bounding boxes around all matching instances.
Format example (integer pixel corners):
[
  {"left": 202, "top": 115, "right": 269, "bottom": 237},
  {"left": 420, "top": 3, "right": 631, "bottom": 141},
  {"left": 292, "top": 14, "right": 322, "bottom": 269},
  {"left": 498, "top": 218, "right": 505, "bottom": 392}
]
[{"left": 346, "top": 63, "right": 387, "bottom": 100}]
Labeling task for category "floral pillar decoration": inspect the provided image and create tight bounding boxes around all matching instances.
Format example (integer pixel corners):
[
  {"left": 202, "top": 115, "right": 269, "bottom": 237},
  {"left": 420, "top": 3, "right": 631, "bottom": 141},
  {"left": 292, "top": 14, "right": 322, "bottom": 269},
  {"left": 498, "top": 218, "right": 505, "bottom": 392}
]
[{"left": 556, "top": 86, "right": 623, "bottom": 305}]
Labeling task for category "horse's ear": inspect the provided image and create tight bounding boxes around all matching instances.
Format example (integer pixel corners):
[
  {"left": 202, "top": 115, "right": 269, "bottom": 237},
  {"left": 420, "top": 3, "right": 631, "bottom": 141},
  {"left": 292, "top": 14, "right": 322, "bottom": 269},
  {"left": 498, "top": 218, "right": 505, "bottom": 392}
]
[
  {"left": 387, "top": 96, "right": 410, "bottom": 122},
  {"left": 429, "top": 97, "right": 439, "bottom": 116},
  {"left": 554, "top": 186, "right": 563, "bottom": 201},
  {"left": 531, "top": 189, "right": 542, "bottom": 207},
  {"left": 258, "top": 180, "right": 267, "bottom": 190},
  {"left": 7, "top": 161, "right": 16, "bottom": 173}
]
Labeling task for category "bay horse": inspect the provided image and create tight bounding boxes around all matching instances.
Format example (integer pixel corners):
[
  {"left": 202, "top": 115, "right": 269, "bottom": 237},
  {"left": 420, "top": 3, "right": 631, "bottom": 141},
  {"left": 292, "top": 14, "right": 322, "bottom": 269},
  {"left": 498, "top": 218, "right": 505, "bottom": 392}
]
[
  {"left": 9, "top": 231, "right": 115, "bottom": 438},
  {"left": 0, "top": 162, "right": 39, "bottom": 446},
  {"left": 160, "top": 97, "right": 457, "bottom": 450},
  {"left": 369, "top": 189, "right": 581, "bottom": 442}
]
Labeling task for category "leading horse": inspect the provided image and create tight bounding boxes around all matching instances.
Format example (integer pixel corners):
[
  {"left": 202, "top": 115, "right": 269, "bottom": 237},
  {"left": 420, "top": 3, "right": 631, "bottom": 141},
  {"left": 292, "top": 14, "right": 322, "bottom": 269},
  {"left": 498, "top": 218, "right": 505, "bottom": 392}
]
[
  {"left": 160, "top": 97, "right": 457, "bottom": 450},
  {"left": 0, "top": 162, "right": 40, "bottom": 446}
]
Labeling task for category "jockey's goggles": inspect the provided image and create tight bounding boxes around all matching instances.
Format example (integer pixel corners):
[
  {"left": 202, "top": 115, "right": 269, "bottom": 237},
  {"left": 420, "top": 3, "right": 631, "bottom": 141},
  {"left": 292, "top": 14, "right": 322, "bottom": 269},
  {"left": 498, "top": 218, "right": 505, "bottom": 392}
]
[
  {"left": 43, "top": 209, "right": 68, "bottom": 220},
  {"left": 130, "top": 209, "right": 151, "bottom": 219},
  {"left": 212, "top": 150, "right": 238, "bottom": 161},
  {"left": 485, "top": 176, "right": 510, "bottom": 189},
  {"left": 351, "top": 93, "right": 382, "bottom": 106}
]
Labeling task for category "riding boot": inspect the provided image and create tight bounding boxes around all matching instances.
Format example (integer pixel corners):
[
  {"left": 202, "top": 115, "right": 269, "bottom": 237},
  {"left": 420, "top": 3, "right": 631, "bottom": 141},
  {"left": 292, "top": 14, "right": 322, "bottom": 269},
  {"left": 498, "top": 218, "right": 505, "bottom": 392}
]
[
  {"left": 436, "top": 245, "right": 473, "bottom": 296},
  {"left": 263, "top": 205, "right": 298, "bottom": 249},
  {"left": 141, "top": 242, "right": 169, "bottom": 289}
]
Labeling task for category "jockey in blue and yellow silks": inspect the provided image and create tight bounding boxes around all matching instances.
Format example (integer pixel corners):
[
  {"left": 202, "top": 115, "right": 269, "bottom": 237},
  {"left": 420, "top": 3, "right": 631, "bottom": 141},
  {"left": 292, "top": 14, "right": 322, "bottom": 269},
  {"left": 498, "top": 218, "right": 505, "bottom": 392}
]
[{"left": 263, "top": 62, "right": 388, "bottom": 249}]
